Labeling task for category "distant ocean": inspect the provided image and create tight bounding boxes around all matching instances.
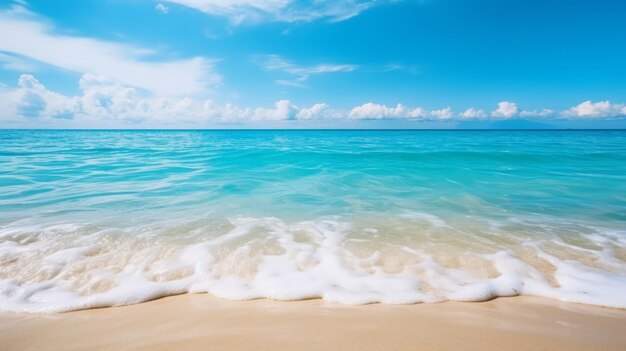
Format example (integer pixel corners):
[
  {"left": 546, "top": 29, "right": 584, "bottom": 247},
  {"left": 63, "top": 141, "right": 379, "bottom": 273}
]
[{"left": 1, "top": 130, "right": 625, "bottom": 312}]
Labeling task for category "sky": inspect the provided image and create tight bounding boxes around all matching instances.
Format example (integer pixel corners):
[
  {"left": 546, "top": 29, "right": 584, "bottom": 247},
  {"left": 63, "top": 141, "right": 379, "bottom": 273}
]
[{"left": 0, "top": 0, "right": 625, "bottom": 129}]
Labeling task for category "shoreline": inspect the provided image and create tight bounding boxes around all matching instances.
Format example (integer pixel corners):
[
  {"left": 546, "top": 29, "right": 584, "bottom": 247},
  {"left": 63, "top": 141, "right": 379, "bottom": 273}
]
[{"left": 1, "top": 295, "right": 625, "bottom": 351}]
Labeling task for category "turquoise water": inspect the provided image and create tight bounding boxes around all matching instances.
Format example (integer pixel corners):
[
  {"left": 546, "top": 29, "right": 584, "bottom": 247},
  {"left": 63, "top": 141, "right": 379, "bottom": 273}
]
[{"left": 1, "top": 130, "right": 625, "bottom": 312}]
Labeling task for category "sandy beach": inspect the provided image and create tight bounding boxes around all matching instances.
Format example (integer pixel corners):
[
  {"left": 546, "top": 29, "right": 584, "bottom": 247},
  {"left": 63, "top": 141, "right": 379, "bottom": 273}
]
[{"left": 1, "top": 295, "right": 625, "bottom": 351}]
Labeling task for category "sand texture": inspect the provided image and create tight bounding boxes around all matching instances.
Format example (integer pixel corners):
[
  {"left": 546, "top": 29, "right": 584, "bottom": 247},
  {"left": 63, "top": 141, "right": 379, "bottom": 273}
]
[{"left": 1, "top": 295, "right": 625, "bottom": 351}]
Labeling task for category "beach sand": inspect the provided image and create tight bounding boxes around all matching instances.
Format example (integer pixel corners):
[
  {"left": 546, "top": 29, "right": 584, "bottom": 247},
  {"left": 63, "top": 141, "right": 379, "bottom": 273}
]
[{"left": 1, "top": 296, "right": 625, "bottom": 351}]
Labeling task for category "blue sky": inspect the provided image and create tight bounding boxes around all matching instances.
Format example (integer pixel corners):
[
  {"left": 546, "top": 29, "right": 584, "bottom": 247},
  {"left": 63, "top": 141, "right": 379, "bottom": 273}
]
[{"left": 0, "top": 0, "right": 625, "bottom": 128}]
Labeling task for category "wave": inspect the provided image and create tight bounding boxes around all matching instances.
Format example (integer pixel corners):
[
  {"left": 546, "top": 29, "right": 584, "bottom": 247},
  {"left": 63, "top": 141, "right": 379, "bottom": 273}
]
[{"left": 1, "top": 214, "right": 625, "bottom": 313}]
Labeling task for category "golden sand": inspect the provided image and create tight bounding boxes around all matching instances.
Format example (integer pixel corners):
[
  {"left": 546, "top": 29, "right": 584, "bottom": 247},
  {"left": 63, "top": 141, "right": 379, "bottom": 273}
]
[{"left": 1, "top": 296, "right": 625, "bottom": 351}]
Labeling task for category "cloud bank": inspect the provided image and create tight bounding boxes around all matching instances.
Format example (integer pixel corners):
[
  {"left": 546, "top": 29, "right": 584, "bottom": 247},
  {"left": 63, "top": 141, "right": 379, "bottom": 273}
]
[
  {"left": 349, "top": 103, "right": 426, "bottom": 120},
  {"left": 0, "top": 74, "right": 306, "bottom": 126},
  {"left": 2, "top": 74, "right": 624, "bottom": 128},
  {"left": 563, "top": 101, "right": 626, "bottom": 119}
]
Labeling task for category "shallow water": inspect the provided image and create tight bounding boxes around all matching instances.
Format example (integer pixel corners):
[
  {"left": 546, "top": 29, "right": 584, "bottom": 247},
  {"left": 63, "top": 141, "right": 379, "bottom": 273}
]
[{"left": 1, "top": 130, "right": 625, "bottom": 312}]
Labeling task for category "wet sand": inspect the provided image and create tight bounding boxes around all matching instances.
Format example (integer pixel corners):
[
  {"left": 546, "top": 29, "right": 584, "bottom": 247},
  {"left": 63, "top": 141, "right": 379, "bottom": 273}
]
[{"left": 1, "top": 295, "right": 625, "bottom": 351}]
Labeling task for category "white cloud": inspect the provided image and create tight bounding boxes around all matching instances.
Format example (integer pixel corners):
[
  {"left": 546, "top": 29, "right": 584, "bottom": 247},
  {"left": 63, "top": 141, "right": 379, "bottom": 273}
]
[
  {"left": 430, "top": 107, "right": 453, "bottom": 120},
  {"left": 348, "top": 102, "right": 390, "bottom": 119},
  {"left": 0, "top": 74, "right": 306, "bottom": 126},
  {"left": 562, "top": 101, "right": 626, "bottom": 119},
  {"left": 0, "top": 7, "right": 219, "bottom": 96},
  {"left": 155, "top": 3, "right": 170, "bottom": 14},
  {"left": 491, "top": 101, "right": 518, "bottom": 118},
  {"left": 349, "top": 103, "right": 427, "bottom": 120},
  {"left": 406, "top": 107, "right": 428, "bottom": 119},
  {"left": 519, "top": 108, "right": 554, "bottom": 118},
  {"left": 0, "top": 74, "right": 76, "bottom": 122},
  {"left": 163, "top": 0, "right": 379, "bottom": 24},
  {"left": 252, "top": 100, "right": 297, "bottom": 121},
  {"left": 459, "top": 107, "right": 487, "bottom": 119},
  {"left": 297, "top": 103, "right": 330, "bottom": 120},
  {"left": 256, "top": 55, "right": 356, "bottom": 86}
]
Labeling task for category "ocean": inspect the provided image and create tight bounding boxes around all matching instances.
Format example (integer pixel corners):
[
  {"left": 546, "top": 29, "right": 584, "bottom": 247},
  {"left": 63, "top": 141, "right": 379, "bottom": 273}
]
[{"left": 1, "top": 129, "right": 625, "bottom": 312}]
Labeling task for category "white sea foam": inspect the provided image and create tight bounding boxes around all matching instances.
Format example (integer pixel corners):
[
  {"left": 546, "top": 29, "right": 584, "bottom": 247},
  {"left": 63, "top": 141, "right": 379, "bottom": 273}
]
[{"left": 0, "top": 215, "right": 625, "bottom": 313}]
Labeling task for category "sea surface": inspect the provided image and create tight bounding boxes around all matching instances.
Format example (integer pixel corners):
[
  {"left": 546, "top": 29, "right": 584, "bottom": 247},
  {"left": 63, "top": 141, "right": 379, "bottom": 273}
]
[{"left": 1, "top": 130, "right": 625, "bottom": 312}]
